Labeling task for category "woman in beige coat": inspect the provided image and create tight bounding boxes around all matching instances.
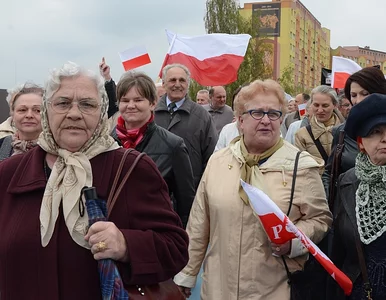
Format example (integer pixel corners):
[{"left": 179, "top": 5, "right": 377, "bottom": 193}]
[
  {"left": 295, "top": 85, "right": 345, "bottom": 164},
  {"left": 175, "top": 79, "right": 332, "bottom": 300}
]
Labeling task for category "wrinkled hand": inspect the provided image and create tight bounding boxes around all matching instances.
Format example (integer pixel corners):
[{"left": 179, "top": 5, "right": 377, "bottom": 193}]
[
  {"left": 84, "top": 221, "right": 129, "bottom": 262},
  {"left": 99, "top": 57, "right": 112, "bottom": 81},
  {"left": 271, "top": 240, "right": 292, "bottom": 256},
  {"left": 178, "top": 286, "right": 192, "bottom": 298}
]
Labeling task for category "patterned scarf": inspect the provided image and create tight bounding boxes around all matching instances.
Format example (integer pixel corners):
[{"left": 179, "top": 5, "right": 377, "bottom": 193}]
[
  {"left": 355, "top": 152, "right": 386, "bottom": 244},
  {"left": 11, "top": 132, "right": 39, "bottom": 155},
  {"left": 38, "top": 90, "right": 120, "bottom": 249},
  {"left": 116, "top": 114, "right": 154, "bottom": 149},
  {"left": 239, "top": 136, "right": 284, "bottom": 205}
]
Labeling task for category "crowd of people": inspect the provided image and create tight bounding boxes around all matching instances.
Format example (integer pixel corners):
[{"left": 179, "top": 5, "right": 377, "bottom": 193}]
[{"left": 0, "top": 59, "right": 386, "bottom": 300}]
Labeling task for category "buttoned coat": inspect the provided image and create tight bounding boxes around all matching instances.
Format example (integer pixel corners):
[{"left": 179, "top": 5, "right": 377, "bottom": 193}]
[
  {"left": 0, "top": 147, "right": 189, "bottom": 300},
  {"left": 154, "top": 95, "right": 218, "bottom": 188},
  {"left": 174, "top": 140, "right": 332, "bottom": 300}
]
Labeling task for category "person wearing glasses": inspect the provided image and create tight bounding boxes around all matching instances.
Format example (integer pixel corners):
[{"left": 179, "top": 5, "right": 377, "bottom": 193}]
[
  {"left": 175, "top": 79, "right": 332, "bottom": 299},
  {"left": 295, "top": 85, "right": 345, "bottom": 166},
  {"left": 0, "top": 83, "right": 43, "bottom": 160},
  {"left": 0, "top": 62, "right": 189, "bottom": 299}
]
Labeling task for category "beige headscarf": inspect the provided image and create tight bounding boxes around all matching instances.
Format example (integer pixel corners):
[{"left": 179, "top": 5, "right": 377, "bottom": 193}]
[{"left": 38, "top": 71, "right": 120, "bottom": 249}]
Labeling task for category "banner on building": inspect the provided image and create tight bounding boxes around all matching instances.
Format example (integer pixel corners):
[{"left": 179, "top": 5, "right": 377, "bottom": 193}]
[
  {"left": 253, "top": 3, "right": 281, "bottom": 37},
  {"left": 321, "top": 68, "right": 332, "bottom": 86}
]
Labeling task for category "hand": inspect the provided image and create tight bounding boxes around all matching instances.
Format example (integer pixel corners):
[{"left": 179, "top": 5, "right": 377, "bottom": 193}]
[
  {"left": 178, "top": 286, "right": 192, "bottom": 298},
  {"left": 84, "top": 221, "right": 129, "bottom": 262},
  {"left": 271, "top": 240, "right": 292, "bottom": 256},
  {"left": 99, "top": 57, "right": 112, "bottom": 81}
]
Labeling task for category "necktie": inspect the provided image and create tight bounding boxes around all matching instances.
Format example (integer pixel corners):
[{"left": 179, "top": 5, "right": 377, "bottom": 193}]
[{"left": 168, "top": 102, "right": 177, "bottom": 114}]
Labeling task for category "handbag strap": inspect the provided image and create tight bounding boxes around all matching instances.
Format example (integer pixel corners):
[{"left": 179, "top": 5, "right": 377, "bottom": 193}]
[
  {"left": 353, "top": 232, "right": 372, "bottom": 299},
  {"left": 306, "top": 124, "right": 329, "bottom": 165},
  {"left": 328, "top": 130, "right": 346, "bottom": 213},
  {"left": 107, "top": 149, "right": 146, "bottom": 218},
  {"left": 281, "top": 151, "right": 302, "bottom": 283}
]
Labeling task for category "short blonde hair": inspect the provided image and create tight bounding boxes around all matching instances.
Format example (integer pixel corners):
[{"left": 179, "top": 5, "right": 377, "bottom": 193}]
[{"left": 236, "top": 79, "right": 287, "bottom": 116}]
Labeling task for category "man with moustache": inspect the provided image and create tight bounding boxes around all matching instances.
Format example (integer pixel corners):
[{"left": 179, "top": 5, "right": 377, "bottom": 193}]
[
  {"left": 203, "top": 86, "right": 234, "bottom": 134},
  {"left": 154, "top": 63, "right": 217, "bottom": 189}
]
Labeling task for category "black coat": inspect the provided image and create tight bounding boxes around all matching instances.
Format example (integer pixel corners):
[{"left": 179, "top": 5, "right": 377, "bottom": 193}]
[
  {"left": 154, "top": 95, "right": 218, "bottom": 189},
  {"left": 112, "top": 121, "right": 195, "bottom": 228},
  {"left": 328, "top": 168, "right": 361, "bottom": 299},
  {"left": 322, "top": 122, "right": 359, "bottom": 209}
]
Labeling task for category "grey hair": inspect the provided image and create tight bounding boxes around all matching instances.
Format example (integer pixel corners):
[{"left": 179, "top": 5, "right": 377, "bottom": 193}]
[
  {"left": 197, "top": 89, "right": 209, "bottom": 95},
  {"left": 311, "top": 85, "right": 338, "bottom": 105},
  {"left": 337, "top": 92, "right": 347, "bottom": 106},
  {"left": 161, "top": 63, "right": 191, "bottom": 86},
  {"left": 44, "top": 61, "right": 107, "bottom": 108}
]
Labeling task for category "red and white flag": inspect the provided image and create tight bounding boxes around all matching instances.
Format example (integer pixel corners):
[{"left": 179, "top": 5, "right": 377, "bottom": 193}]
[
  {"left": 331, "top": 56, "right": 361, "bottom": 89},
  {"left": 118, "top": 46, "right": 151, "bottom": 71},
  {"left": 240, "top": 180, "right": 353, "bottom": 296},
  {"left": 159, "top": 30, "right": 251, "bottom": 86},
  {"left": 298, "top": 103, "right": 307, "bottom": 118}
]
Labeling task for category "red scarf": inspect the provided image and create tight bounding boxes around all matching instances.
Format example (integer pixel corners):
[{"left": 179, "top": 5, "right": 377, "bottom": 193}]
[{"left": 116, "top": 114, "right": 154, "bottom": 149}]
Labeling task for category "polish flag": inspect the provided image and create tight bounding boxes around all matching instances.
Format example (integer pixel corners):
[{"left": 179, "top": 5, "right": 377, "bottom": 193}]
[
  {"left": 159, "top": 30, "right": 251, "bottom": 86},
  {"left": 331, "top": 56, "right": 362, "bottom": 89},
  {"left": 240, "top": 180, "right": 353, "bottom": 296},
  {"left": 298, "top": 103, "right": 307, "bottom": 118},
  {"left": 118, "top": 46, "right": 151, "bottom": 71}
]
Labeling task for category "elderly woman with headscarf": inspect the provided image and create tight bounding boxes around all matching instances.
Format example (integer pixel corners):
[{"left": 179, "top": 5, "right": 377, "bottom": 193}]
[
  {"left": 175, "top": 79, "right": 332, "bottom": 300},
  {"left": 329, "top": 93, "right": 386, "bottom": 300},
  {"left": 0, "top": 83, "right": 43, "bottom": 160},
  {"left": 0, "top": 62, "right": 189, "bottom": 300}
]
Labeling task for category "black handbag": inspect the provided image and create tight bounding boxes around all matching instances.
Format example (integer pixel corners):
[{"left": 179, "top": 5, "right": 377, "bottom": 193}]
[{"left": 281, "top": 151, "right": 330, "bottom": 300}]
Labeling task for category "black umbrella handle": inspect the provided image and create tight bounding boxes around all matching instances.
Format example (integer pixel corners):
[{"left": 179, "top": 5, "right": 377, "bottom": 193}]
[{"left": 82, "top": 186, "right": 98, "bottom": 200}]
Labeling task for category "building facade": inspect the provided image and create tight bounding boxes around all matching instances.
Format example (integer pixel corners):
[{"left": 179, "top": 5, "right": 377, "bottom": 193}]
[
  {"left": 331, "top": 46, "right": 386, "bottom": 74},
  {"left": 240, "top": 0, "right": 331, "bottom": 91}
]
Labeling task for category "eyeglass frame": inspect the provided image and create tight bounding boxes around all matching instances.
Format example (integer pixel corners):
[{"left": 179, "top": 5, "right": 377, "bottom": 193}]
[
  {"left": 242, "top": 109, "right": 283, "bottom": 121},
  {"left": 47, "top": 98, "right": 102, "bottom": 115}
]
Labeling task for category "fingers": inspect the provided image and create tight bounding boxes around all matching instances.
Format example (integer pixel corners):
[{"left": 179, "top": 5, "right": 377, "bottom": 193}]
[
  {"left": 102, "top": 57, "right": 105, "bottom": 63},
  {"left": 85, "top": 221, "right": 128, "bottom": 261}
]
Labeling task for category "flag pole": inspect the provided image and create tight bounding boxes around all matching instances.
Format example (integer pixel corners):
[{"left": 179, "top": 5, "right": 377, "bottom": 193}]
[{"left": 158, "top": 30, "right": 177, "bottom": 79}]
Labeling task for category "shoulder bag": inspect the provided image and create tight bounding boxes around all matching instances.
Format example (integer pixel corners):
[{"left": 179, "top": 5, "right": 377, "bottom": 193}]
[
  {"left": 282, "top": 151, "right": 329, "bottom": 300},
  {"left": 108, "top": 149, "right": 185, "bottom": 300}
]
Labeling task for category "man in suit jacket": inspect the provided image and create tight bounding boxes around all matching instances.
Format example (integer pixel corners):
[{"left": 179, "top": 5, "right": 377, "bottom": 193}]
[{"left": 155, "top": 63, "right": 218, "bottom": 189}]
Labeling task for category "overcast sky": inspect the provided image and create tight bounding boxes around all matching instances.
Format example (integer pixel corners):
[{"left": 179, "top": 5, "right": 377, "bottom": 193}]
[{"left": 1, "top": 0, "right": 385, "bottom": 89}]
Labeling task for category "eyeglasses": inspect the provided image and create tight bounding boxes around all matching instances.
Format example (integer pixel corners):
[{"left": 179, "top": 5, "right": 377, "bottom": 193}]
[
  {"left": 48, "top": 98, "right": 101, "bottom": 114},
  {"left": 340, "top": 104, "right": 351, "bottom": 108},
  {"left": 242, "top": 109, "right": 282, "bottom": 121}
]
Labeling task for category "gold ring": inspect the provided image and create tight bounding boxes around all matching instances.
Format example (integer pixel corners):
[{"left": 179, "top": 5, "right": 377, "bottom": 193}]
[
  {"left": 96, "top": 241, "right": 107, "bottom": 252},
  {"left": 275, "top": 246, "right": 281, "bottom": 252}
]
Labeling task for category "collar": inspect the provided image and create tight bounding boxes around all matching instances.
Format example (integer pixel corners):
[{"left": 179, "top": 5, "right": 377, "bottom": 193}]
[
  {"left": 206, "top": 104, "right": 225, "bottom": 114},
  {"left": 155, "top": 94, "right": 194, "bottom": 114},
  {"left": 166, "top": 96, "right": 185, "bottom": 110}
]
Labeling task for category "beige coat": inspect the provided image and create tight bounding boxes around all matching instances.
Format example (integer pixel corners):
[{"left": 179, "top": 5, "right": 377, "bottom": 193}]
[
  {"left": 174, "top": 139, "right": 332, "bottom": 300},
  {"left": 294, "top": 113, "right": 343, "bottom": 160},
  {"left": 0, "top": 117, "right": 14, "bottom": 139}
]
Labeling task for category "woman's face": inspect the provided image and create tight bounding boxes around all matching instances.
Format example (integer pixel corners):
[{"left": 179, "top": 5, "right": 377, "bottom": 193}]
[
  {"left": 287, "top": 100, "right": 296, "bottom": 112},
  {"left": 359, "top": 124, "right": 386, "bottom": 166},
  {"left": 47, "top": 76, "right": 101, "bottom": 152},
  {"left": 13, "top": 93, "right": 42, "bottom": 139},
  {"left": 239, "top": 93, "right": 282, "bottom": 154},
  {"left": 118, "top": 86, "right": 155, "bottom": 130},
  {"left": 350, "top": 82, "right": 370, "bottom": 105},
  {"left": 312, "top": 93, "right": 336, "bottom": 123}
]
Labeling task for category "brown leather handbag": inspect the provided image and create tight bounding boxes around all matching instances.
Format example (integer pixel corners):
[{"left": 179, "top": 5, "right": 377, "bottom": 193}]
[{"left": 107, "top": 149, "right": 185, "bottom": 300}]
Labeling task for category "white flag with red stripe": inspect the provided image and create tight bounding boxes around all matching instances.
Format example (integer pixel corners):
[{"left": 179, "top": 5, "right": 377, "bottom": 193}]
[
  {"left": 118, "top": 45, "right": 151, "bottom": 71},
  {"left": 331, "top": 56, "right": 362, "bottom": 89},
  {"left": 159, "top": 30, "right": 251, "bottom": 86},
  {"left": 240, "top": 180, "right": 353, "bottom": 296}
]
